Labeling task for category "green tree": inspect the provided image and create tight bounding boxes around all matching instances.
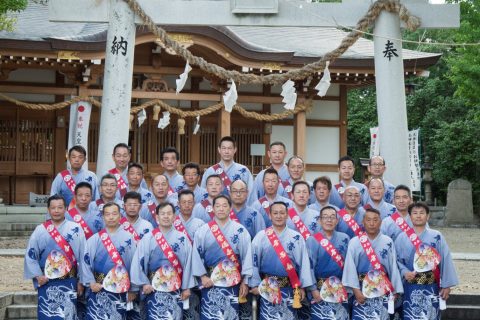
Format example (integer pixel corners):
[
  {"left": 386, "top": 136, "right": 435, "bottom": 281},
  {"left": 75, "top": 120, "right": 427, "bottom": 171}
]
[{"left": 0, "top": 0, "right": 28, "bottom": 32}]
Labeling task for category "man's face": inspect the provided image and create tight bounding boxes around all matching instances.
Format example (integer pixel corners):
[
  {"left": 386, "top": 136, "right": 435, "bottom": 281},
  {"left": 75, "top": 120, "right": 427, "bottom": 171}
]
[
  {"left": 75, "top": 186, "right": 92, "bottom": 210},
  {"left": 368, "top": 157, "right": 386, "bottom": 177},
  {"left": 394, "top": 189, "right": 411, "bottom": 212},
  {"left": 213, "top": 197, "right": 231, "bottom": 221},
  {"left": 230, "top": 180, "right": 248, "bottom": 206},
  {"left": 288, "top": 158, "right": 304, "bottom": 180},
  {"left": 100, "top": 178, "right": 118, "bottom": 199},
  {"left": 112, "top": 147, "right": 130, "bottom": 170},
  {"left": 48, "top": 199, "right": 66, "bottom": 223},
  {"left": 124, "top": 198, "right": 141, "bottom": 218},
  {"left": 410, "top": 206, "right": 429, "bottom": 227},
  {"left": 127, "top": 167, "right": 143, "bottom": 188},
  {"left": 103, "top": 205, "right": 121, "bottom": 229},
  {"left": 183, "top": 168, "right": 200, "bottom": 188},
  {"left": 368, "top": 179, "right": 385, "bottom": 202},
  {"left": 269, "top": 204, "right": 288, "bottom": 228},
  {"left": 343, "top": 188, "right": 361, "bottom": 210},
  {"left": 363, "top": 210, "right": 381, "bottom": 235},
  {"left": 178, "top": 194, "right": 194, "bottom": 216},
  {"left": 69, "top": 150, "right": 86, "bottom": 171},
  {"left": 161, "top": 152, "right": 178, "bottom": 173},
  {"left": 319, "top": 208, "right": 338, "bottom": 232},
  {"left": 206, "top": 177, "right": 223, "bottom": 198},
  {"left": 338, "top": 160, "right": 355, "bottom": 181},
  {"left": 157, "top": 205, "right": 175, "bottom": 229},
  {"left": 268, "top": 145, "right": 287, "bottom": 166},
  {"left": 151, "top": 175, "right": 170, "bottom": 199},
  {"left": 293, "top": 184, "right": 310, "bottom": 207},
  {"left": 218, "top": 141, "right": 236, "bottom": 162},
  {"left": 263, "top": 173, "right": 279, "bottom": 196},
  {"left": 314, "top": 182, "right": 330, "bottom": 203}
]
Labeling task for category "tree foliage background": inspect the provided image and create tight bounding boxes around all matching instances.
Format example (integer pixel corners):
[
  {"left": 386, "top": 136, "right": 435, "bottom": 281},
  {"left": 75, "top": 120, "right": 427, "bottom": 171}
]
[
  {"left": 347, "top": 0, "right": 480, "bottom": 211},
  {"left": 0, "top": 0, "right": 27, "bottom": 31}
]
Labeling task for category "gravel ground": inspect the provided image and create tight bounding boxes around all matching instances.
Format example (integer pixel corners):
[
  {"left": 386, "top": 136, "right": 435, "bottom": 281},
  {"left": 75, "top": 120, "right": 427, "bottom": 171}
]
[{"left": 1, "top": 228, "right": 479, "bottom": 293}]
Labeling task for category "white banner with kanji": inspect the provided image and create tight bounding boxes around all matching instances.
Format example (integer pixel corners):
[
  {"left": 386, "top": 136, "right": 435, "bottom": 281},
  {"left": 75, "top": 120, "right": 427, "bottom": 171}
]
[
  {"left": 369, "top": 127, "right": 380, "bottom": 158},
  {"left": 68, "top": 101, "right": 92, "bottom": 170}
]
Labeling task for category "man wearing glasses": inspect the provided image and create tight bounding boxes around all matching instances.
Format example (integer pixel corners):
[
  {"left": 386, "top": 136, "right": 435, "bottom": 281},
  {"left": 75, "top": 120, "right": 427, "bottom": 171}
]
[{"left": 366, "top": 156, "right": 396, "bottom": 204}]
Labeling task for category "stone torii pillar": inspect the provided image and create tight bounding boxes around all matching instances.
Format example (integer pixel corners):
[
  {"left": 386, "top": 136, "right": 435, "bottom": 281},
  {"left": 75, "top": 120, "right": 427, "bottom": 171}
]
[{"left": 49, "top": 0, "right": 459, "bottom": 181}]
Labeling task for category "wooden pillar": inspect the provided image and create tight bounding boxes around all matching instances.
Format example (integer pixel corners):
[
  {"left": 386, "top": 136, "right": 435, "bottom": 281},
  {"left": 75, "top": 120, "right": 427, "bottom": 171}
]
[
  {"left": 262, "top": 84, "right": 271, "bottom": 168},
  {"left": 294, "top": 110, "right": 306, "bottom": 159},
  {"left": 218, "top": 109, "right": 231, "bottom": 139},
  {"left": 339, "top": 85, "right": 348, "bottom": 157},
  {"left": 190, "top": 77, "right": 201, "bottom": 163},
  {"left": 54, "top": 72, "right": 67, "bottom": 175}
]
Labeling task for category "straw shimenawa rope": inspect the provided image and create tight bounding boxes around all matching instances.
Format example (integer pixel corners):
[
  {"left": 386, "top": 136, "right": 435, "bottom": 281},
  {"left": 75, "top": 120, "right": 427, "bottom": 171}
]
[
  {"left": 124, "top": 0, "right": 420, "bottom": 85},
  {"left": 0, "top": 93, "right": 101, "bottom": 110}
]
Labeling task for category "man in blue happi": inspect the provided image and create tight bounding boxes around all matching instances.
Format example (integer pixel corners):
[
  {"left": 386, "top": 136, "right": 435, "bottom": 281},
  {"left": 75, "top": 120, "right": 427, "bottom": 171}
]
[
  {"left": 380, "top": 184, "right": 413, "bottom": 241},
  {"left": 192, "top": 174, "right": 225, "bottom": 223},
  {"left": 250, "top": 201, "right": 314, "bottom": 320},
  {"left": 123, "top": 191, "right": 154, "bottom": 240},
  {"left": 395, "top": 202, "right": 458, "bottom": 320},
  {"left": 365, "top": 178, "right": 396, "bottom": 220},
  {"left": 81, "top": 202, "right": 138, "bottom": 320},
  {"left": 179, "top": 162, "right": 208, "bottom": 203},
  {"left": 307, "top": 206, "right": 350, "bottom": 320},
  {"left": 329, "top": 156, "right": 367, "bottom": 209},
  {"left": 342, "top": 207, "right": 403, "bottom": 320},
  {"left": 231, "top": 179, "right": 266, "bottom": 238},
  {"left": 200, "top": 136, "right": 254, "bottom": 203},
  {"left": 281, "top": 156, "right": 315, "bottom": 204},
  {"left": 252, "top": 142, "right": 290, "bottom": 201},
  {"left": 62, "top": 182, "right": 96, "bottom": 232},
  {"left": 251, "top": 168, "right": 292, "bottom": 228},
  {"left": 131, "top": 202, "right": 195, "bottom": 320},
  {"left": 287, "top": 181, "right": 320, "bottom": 235},
  {"left": 25, "top": 194, "right": 86, "bottom": 320},
  {"left": 144, "top": 174, "right": 180, "bottom": 227},
  {"left": 89, "top": 174, "right": 126, "bottom": 224},
  {"left": 177, "top": 189, "right": 206, "bottom": 240},
  {"left": 108, "top": 143, "right": 147, "bottom": 190},
  {"left": 160, "top": 147, "right": 184, "bottom": 193},
  {"left": 125, "top": 162, "right": 153, "bottom": 204},
  {"left": 336, "top": 186, "right": 366, "bottom": 238},
  {"left": 309, "top": 176, "right": 339, "bottom": 212},
  {"left": 191, "top": 195, "right": 253, "bottom": 320},
  {"left": 51, "top": 145, "right": 99, "bottom": 207},
  {"left": 366, "top": 156, "right": 395, "bottom": 204}
]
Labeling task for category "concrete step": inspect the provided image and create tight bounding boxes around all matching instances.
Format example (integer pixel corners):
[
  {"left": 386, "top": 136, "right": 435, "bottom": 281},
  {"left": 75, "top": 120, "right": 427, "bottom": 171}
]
[
  {"left": 0, "top": 206, "right": 45, "bottom": 215},
  {"left": 442, "top": 305, "right": 480, "bottom": 320},
  {"left": 6, "top": 305, "right": 36, "bottom": 319},
  {"left": 0, "top": 230, "right": 34, "bottom": 237},
  {"left": 449, "top": 294, "right": 480, "bottom": 305},
  {"left": 0, "top": 215, "right": 45, "bottom": 223},
  {"left": 0, "top": 223, "right": 38, "bottom": 232},
  {"left": 13, "top": 292, "right": 37, "bottom": 305}
]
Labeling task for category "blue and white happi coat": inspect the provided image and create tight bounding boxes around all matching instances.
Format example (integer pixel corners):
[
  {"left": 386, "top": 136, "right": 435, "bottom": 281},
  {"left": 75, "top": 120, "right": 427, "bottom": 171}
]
[
  {"left": 81, "top": 226, "right": 138, "bottom": 320},
  {"left": 252, "top": 165, "right": 290, "bottom": 202},
  {"left": 329, "top": 180, "right": 367, "bottom": 209},
  {"left": 395, "top": 228, "right": 458, "bottom": 320},
  {"left": 251, "top": 195, "right": 293, "bottom": 228},
  {"left": 50, "top": 169, "right": 99, "bottom": 206},
  {"left": 380, "top": 213, "right": 413, "bottom": 242},
  {"left": 335, "top": 207, "right": 366, "bottom": 239},
  {"left": 366, "top": 199, "right": 397, "bottom": 221},
  {"left": 233, "top": 205, "right": 266, "bottom": 238},
  {"left": 165, "top": 171, "right": 185, "bottom": 193},
  {"left": 342, "top": 233, "right": 403, "bottom": 320},
  {"left": 24, "top": 219, "right": 85, "bottom": 320},
  {"left": 192, "top": 219, "right": 253, "bottom": 320},
  {"left": 250, "top": 227, "right": 314, "bottom": 320},
  {"left": 66, "top": 204, "right": 105, "bottom": 235},
  {"left": 286, "top": 205, "right": 320, "bottom": 235},
  {"left": 131, "top": 227, "right": 195, "bottom": 320}
]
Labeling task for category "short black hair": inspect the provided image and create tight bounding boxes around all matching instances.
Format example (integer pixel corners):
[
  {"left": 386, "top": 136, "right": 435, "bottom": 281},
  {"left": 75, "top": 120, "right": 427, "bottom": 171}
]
[
  {"left": 364, "top": 207, "right": 381, "bottom": 216},
  {"left": 287, "top": 155, "right": 304, "bottom": 166},
  {"left": 123, "top": 191, "right": 142, "bottom": 203},
  {"left": 113, "top": 143, "right": 130, "bottom": 155},
  {"left": 178, "top": 189, "right": 195, "bottom": 201},
  {"left": 160, "top": 147, "right": 180, "bottom": 161},
  {"left": 182, "top": 162, "right": 201, "bottom": 175},
  {"left": 68, "top": 145, "right": 87, "bottom": 157},
  {"left": 269, "top": 141, "right": 286, "bottom": 150},
  {"left": 292, "top": 180, "right": 310, "bottom": 194},
  {"left": 338, "top": 155, "right": 355, "bottom": 167},
  {"left": 206, "top": 174, "right": 222, "bottom": 185},
  {"left": 218, "top": 136, "right": 236, "bottom": 148},
  {"left": 270, "top": 201, "right": 288, "bottom": 212},
  {"left": 263, "top": 168, "right": 279, "bottom": 181},
  {"left": 320, "top": 205, "right": 338, "bottom": 218},
  {"left": 100, "top": 173, "right": 117, "bottom": 185},
  {"left": 212, "top": 194, "right": 232, "bottom": 207},
  {"left": 47, "top": 194, "right": 66, "bottom": 208},
  {"left": 128, "top": 162, "right": 144, "bottom": 173},
  {"left": 102, "top": 202, "right": 121, "bottom": 214},
  {"left": 156, "top": 202, "right": 176, "bottom": 215},
  {"left": 394, "top": 184, "right": 411, "bottom": 196},
  {"left": 312, "top": 176, "right": 332, "bottom": 190},
  {"left": 75, "top": 182, "right": 92, "bottom": 194},
  {"left": 408, "top": 202, "right": 430, "bottom": 215}
]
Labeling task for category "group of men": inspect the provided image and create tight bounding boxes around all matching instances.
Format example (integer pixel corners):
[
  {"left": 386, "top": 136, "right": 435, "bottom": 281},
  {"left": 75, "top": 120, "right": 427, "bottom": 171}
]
[{"left": 24, "top": 137, "right": 458, "bottom": 320}]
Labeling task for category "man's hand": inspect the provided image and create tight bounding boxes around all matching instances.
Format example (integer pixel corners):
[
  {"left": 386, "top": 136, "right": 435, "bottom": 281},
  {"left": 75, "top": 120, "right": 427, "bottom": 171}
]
[
  {"left": 239, "top": 282, "right": 249, "bottom": 298},
  {"left": 36, "top": 275, "right": 48, "bottom": 287},
  {"left": 404, "top": 271, "right": 416, "bottom": 282},
  {"left": 200, "top": 275, "right": 214, "bottom": 288},
  {"left": 142, "top": 284, "right": 154, "bottom": 295},
  {"left": 311, "top": 289, "right": 322, "bottom": 304},
  {"left": 353, "top": 288, "right": 366, "bottom": 305},
  {"left": 440, "top": 287, "right": 451, "bottom": 300},
  {"left": 250, "top": 287, "right": 259, "bottom": 295},
  {"left": 299, "top": 288, "right": 306, "bottom": 301},
  {"left": 77, "top": 283, "right": 84, "bottom": 296},
  {"left": 181, "top": 289, "right": 191, "bottom": 300},
  {"left": 90, "top": 282, "right": 103, "bottom": 293},
  {"left": 127, "top": 292, "right": 137, "bottom": 302}
]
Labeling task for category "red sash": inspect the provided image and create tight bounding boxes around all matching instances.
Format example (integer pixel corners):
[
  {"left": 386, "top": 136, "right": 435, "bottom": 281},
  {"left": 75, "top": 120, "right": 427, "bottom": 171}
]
[
  {"left": 259, "top": 196, "right": 271, "bottom": 217},
  {"left": 108, "top": 168, "right": 128, "bottom": 198},
  {"left": 265, "top": 227, "right": 301, "bottom": 288},
  {"left": 357, "top": 231, "right": 394, "bottom": 292},
  {"left": 229, "top": 210, "right": 240, "bottom": 223},
  {"left": 167, "top": 185, "right": 175, "bottom": 197},
  {"left": 212, "top": 163, "right": 232, "bottom": 191},
  {"left": 173, "top": 216, "right": 192, "bottom": 243},
  {"left": 390, "top": 211, "right": 441, "bottom": 283},
  {"left": 281, "top": 180, "right": 293, "bottom": 199},
  {"left": 68, "top": 207, "right": 94, "bottom": 239},
  {"left": 201, "top": 199, "right": 214, "bottom": 218},
  {"left": 208, "top": 220, "right": 241, "bottom": 271},
  {"left": 287, "top": 207, "right": 311, "bottom": 240},
  {"left": 334, "top": 183, "right": 344, "bottom": 193},
  {"left": 96, "top": 198, "right": 105, "bottom": 207},
  {"left": 313, "top": 232, "right": 344, "bottom": 269},
  {"left": 147, "top": 201, "right": 157, "bottom": 224},
  {"left": 119, "top": 217, "right": 141, "bottom": 242},
  {"left": 337, "top": 209, "right": 363, "bottom": 237},
  {"left": 61, "top": 170, "right": 77, "bottom": 208},
  {"left": 43, "top": 220, "right": 77, "bottom": 265},
  {"left": 98, "top": 229, "right": 129, "bottom": 289},
  {"left": 152, "top": 228, "right": 183, "bottom": 278}
]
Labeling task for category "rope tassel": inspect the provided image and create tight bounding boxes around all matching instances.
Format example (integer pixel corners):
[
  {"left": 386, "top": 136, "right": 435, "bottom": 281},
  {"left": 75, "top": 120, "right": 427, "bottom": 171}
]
[{"left": 293, "top": 287, "right": 302, "bottom": 309}]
